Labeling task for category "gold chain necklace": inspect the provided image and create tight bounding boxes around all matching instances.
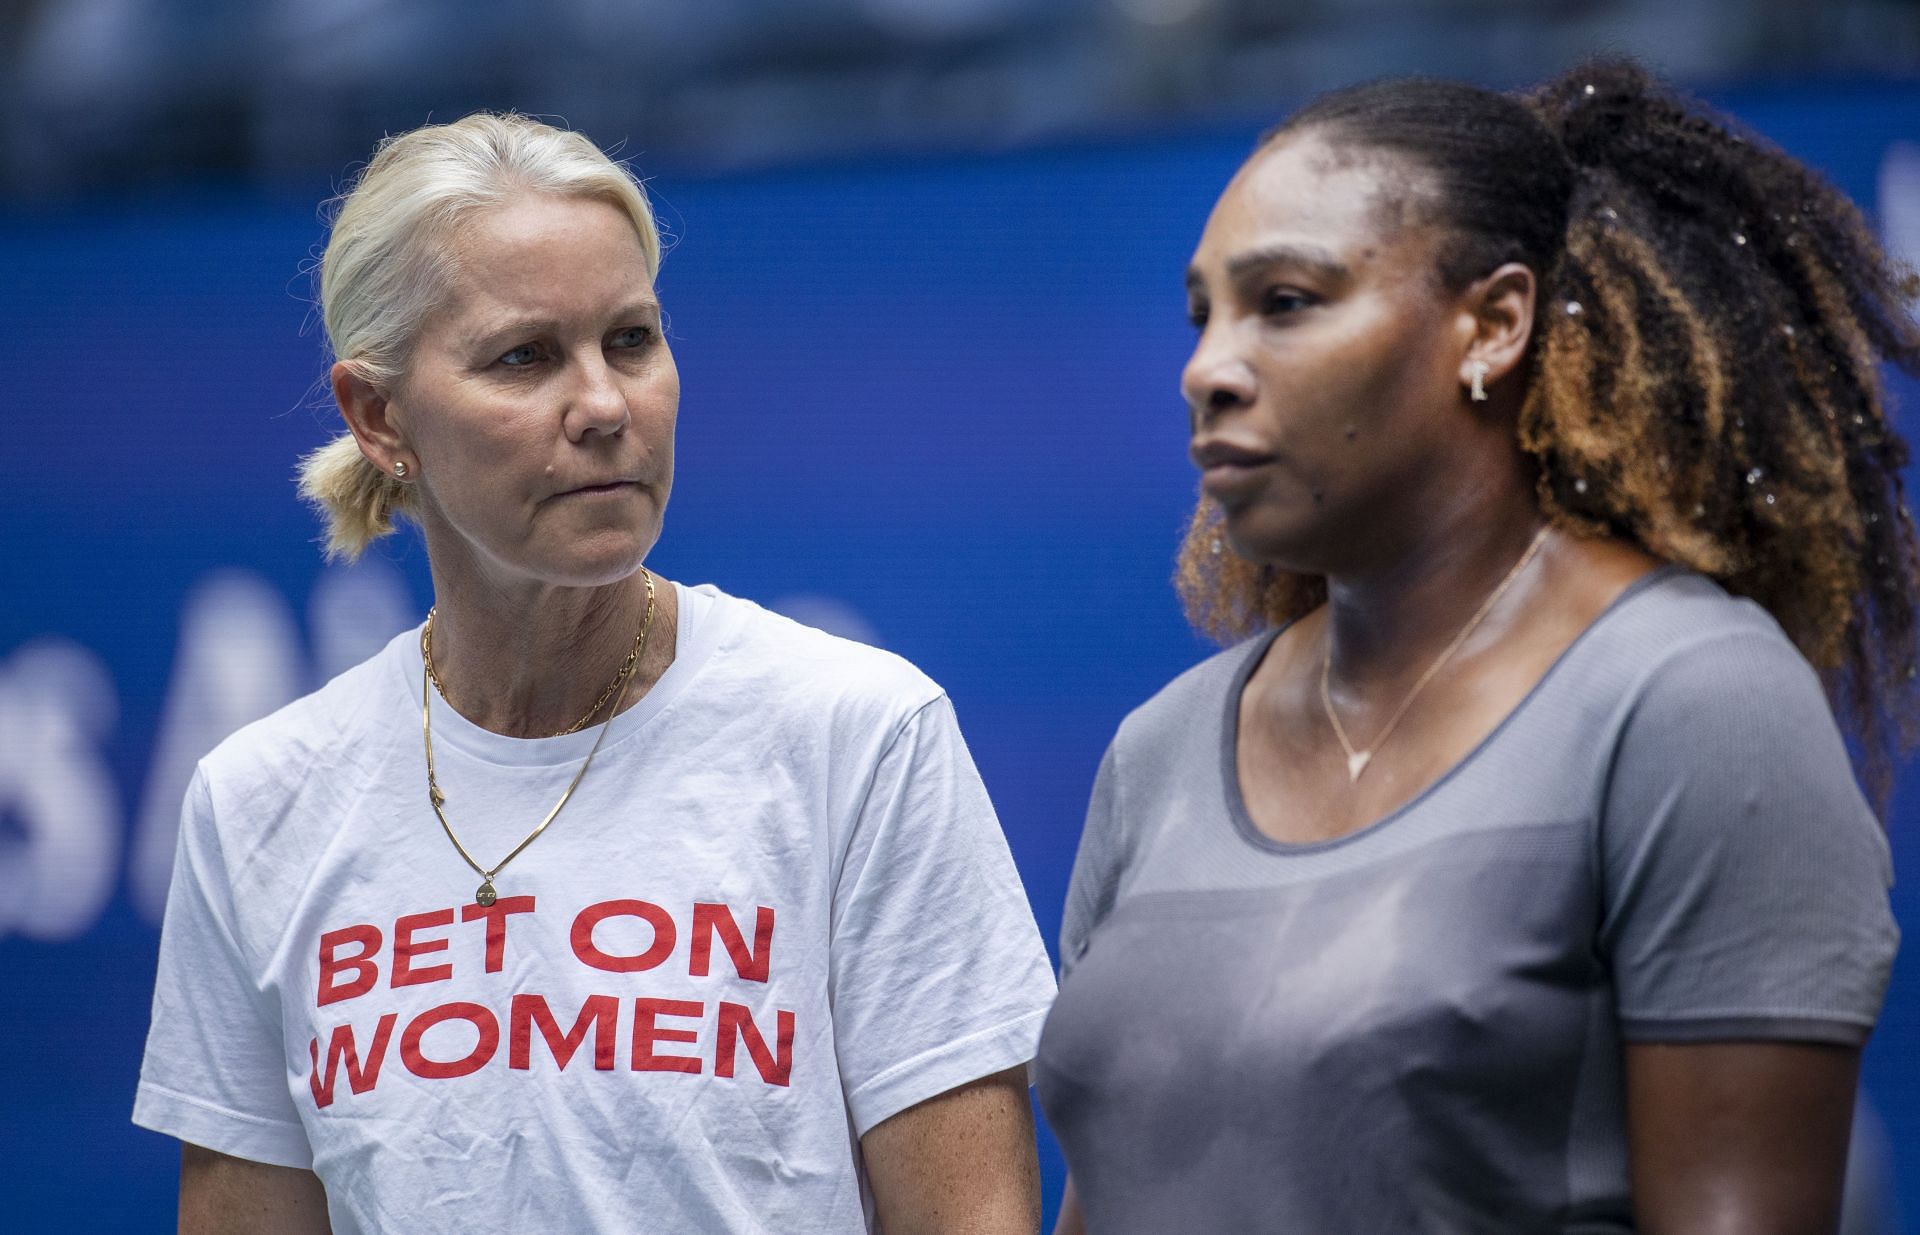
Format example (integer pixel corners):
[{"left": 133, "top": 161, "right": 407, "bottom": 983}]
[
  {"left": 424, "top": 599, "right": 648, "bottom": 739},
  {"left": 1319, "top": 528, "right": 1548, "bottom": 783},
  {"left": 420, "top": 569, "right": 657, "bottom": 906}
]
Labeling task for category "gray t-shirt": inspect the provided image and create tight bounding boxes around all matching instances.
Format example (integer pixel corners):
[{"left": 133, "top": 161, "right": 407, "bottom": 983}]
[{"left": 1035, "top": 568, "right": 1898, "bottom": 1233}]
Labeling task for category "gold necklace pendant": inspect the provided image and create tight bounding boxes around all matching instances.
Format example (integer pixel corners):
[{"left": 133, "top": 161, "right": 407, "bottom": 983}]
[{"left": 420, "top": 570, "right": 658, "bottom": 902}]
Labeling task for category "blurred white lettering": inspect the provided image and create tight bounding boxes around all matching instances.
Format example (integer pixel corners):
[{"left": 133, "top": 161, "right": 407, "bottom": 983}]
[
  {"left": 128, "top": 571, "right": 303, "bottom": 922},
  {"left": 1879, "top": 141, "right": 1920, "bottom": 282},
  {"left": 768, "top": 594, "right": 883, "bottom": 647},
  {"left": 129, "top": 561, "right": 413, "bottom": 925},
  {"left": 0, "top": 640, "right": 121, "bottom": 941},
  {"left": 310, "top": 558, "right": 414, "bottom": 683}
]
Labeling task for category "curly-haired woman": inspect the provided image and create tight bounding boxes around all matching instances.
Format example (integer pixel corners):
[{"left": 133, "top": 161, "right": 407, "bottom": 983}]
[{"left": 1037, "top": 62, "right": 1913, "bottom": 1233}]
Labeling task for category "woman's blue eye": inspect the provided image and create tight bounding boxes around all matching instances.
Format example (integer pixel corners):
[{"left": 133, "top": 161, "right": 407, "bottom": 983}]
[
  {"left": 498, "top": 344, "right": 539, "bottom": 367},
  {"left": 1187, "top": 304, "right": 1209, "bottom": 329},
  {"left": 611, "top": 326, "right": 652, "bottom": 349}
]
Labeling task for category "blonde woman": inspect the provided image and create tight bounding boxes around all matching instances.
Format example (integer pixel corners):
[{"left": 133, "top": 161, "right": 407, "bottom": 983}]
[{"left": 134, "top": 113, "right": 1053, "bottom": 1234}]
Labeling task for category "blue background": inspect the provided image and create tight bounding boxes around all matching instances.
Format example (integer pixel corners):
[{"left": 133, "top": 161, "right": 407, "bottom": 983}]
[{"left": 2, "top": 82, "right": 1918, "bottom": 1229}]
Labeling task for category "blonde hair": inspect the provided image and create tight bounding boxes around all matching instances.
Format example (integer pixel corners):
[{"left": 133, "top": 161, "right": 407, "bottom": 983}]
[{"left": 298, "top": 112, "right": 663, "bottom": 560}]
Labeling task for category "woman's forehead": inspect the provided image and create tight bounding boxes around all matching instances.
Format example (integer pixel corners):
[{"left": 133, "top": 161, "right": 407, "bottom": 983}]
[
  {"left": 446, "top": 195, "right": 640, "bottom": 273},
  {"left": 434, "top": 195, "right": 654, "bottom": 322},
  {"left": 1199, "top": 134, "right": 1435, "bottom": 267}
]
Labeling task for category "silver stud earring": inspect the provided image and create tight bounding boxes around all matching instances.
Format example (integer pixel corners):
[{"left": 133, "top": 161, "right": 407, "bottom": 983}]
[
  {"left": 393, "top": 460, "right": 409, "bottom": 479},
  {"left": 1467, "top": 360, "right": 1490, "bottom": 403},
  {"left": 1209, "top": 537, "right": 1224, "bottom": 556}
]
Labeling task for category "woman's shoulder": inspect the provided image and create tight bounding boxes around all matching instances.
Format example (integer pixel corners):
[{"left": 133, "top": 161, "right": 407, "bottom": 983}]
[
  {"left": 1529, "top": 566, "right": 1843, "bottom": 775},
  {"left": 697, "top": 585, "right": 946, "bottom": 718},
  {"left": 1600, "top": 564, "right": 1786, "bottom": 640},
  {"left": 1574, "top": 566, "right": 1815, "bottom": 695},
  {"left": 197, "top": 625, "right": 416, "bottom": 793},
  {"left": 1110, "top": 632, "right": 1273, "bottom": 760}
]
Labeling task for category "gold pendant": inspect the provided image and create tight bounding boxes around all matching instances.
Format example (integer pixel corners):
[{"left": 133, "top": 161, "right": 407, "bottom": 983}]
[
  {"left": 475, "top": 880, "right": 497, "bottom": 907},
  {"left": 1346, "top": 750, "right": 1373, "bottom": 782}
]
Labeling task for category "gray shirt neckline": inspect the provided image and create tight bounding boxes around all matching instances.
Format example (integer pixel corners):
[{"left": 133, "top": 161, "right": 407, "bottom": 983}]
[{"left": 1219, "top": 563, "right": 1684, "bottom": 857}]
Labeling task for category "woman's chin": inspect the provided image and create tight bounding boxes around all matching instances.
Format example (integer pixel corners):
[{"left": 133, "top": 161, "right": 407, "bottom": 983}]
[
  {"left": 519, "top": 532, "right": 658, "bottom": 590},
  {"left": 1218, "top": 514, "right": 1321, "bottom": 574}
]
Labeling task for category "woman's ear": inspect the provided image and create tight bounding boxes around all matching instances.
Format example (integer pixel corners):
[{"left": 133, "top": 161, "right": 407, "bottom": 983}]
[
  {"left": 1456, "top": 261, "right": 1538, "bottom": 400},
  {"left": 331, "top": 362, "right": 412, "bottom": 477}
]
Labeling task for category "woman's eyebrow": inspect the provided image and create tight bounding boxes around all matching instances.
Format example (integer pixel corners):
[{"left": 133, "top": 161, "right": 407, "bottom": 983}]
[
  {"left": 464, "top": 317, "right": 558, "bottom": 351},
  {"left": 1224, "top": 243, "right": 1349, "bottom": 283},
  {"left": 463, "top": 299, "right": 662, "bottom": 351}
]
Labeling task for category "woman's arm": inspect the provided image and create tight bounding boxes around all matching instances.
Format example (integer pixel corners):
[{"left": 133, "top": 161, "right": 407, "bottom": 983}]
[
  {"left": 180, "top": 1143, "right": 331, "bottom": 1235},
  {"left": 1626, "top": 1040, "right": 1858, "bottom": 1235},
  {"left": 861, "top": 1066, "right": 1041, "bottom": 1235}
]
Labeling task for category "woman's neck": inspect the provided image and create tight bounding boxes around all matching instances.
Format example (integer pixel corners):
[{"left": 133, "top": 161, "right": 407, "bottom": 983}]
[
  {"left": 1320, "top": 488, "right": 1550, "bottom": 691},
  {"left": 422, "top": 564, "right": 679, "bottom": 739}
]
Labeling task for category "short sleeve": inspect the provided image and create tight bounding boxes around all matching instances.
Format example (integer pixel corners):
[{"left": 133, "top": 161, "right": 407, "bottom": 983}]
[
  {"left": 1599, "top": 630, "right": 1899, "bottom": 1045},
  {"left": 1059, "top": 743, "right": 1125, "bottom": 983},
  {"left": 828, "top": 695, "right": 1056, "bottom": 1137},
  {"left": 133, "top": 765, "right": 312, "bottom": 1167}
]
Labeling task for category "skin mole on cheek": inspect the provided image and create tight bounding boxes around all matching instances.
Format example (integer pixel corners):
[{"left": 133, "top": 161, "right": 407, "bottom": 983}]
[{"left": 1344, "top": 426, "right": 1359, "bottom": 442}]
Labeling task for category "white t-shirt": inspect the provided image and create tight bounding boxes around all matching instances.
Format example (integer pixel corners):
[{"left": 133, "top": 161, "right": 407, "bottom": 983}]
[{"left": 134, "top": 582, "right": 1056, "bottom": 1234}]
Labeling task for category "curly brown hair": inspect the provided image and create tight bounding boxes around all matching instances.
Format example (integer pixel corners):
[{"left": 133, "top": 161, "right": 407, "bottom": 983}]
[{"left": 1174, "top": 60, "right": 1920, "bottom": 812}]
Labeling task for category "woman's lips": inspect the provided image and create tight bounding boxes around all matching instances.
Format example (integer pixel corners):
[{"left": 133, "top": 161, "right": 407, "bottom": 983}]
[
  {"left": 1199, "top": 459, "right": 1276, "bottom": 498},
  {"left": 1191, "top": 439, "right": 1277, "bottom": 497}
]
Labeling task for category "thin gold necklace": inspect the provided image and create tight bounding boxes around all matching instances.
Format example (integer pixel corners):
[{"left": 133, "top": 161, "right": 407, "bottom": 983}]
[
  {"left": 424, "top": 601, "right": 647, "bottom": 739},
  {"left": 420, "top": 569, "right": 657, "bottom": 906},
  {"left": 1319, "top": 528, "right": 1548, "bottom": 783}
]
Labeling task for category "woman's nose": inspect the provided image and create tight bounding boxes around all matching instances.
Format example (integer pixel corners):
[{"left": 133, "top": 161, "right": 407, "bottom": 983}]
[
  {"left": 565, "top": 355, "right": 630, "bottom": 440},
  {"left": 1180, "top": 328, "right": 1256, "bottom": 429}
]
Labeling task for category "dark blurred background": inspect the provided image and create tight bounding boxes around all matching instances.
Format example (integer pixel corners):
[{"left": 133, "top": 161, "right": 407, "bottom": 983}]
[
  {"left": 6, "top": 0, "right": 1920, "bottom": 194},
  {"left": 2, "top": 0, "right": 1917, "bottom": 1230}
]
